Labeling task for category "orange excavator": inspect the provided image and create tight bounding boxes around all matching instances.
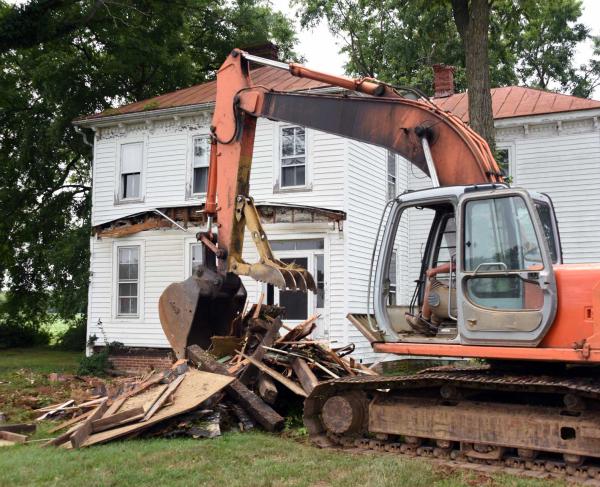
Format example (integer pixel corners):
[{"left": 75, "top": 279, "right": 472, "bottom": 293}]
[{"left": 159, "top": 49, "right": 600, "bottom": 474}]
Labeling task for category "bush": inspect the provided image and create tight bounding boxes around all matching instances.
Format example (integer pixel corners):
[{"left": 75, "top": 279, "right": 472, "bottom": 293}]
[
  {"left": 55, "top": 316, "right": 87, "bottom": 351},
  {"left": 77, "top": 349, "right": 110, "bottom": 376},
  {"left": 0, "top": 320, "right": 51, "bottom": 348}
]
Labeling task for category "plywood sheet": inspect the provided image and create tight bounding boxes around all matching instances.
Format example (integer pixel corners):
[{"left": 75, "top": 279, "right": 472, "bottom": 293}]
[{"left": 82, "top": 370, "right": 233, "bottom": 447}]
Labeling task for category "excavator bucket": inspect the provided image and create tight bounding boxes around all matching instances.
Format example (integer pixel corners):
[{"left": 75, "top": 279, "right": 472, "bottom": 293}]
[{"left": 158, "top": 266, "right": 246, "bottom": 360}]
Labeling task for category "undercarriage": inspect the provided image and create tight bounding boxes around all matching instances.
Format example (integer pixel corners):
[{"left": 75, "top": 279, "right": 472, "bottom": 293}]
[{"left": 304, "top": 364, "right": 600, "bottom": 481}]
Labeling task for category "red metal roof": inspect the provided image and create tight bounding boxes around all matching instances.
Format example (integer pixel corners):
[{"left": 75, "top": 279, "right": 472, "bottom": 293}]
[
  {"left": 434, "top": 86, "right": 600, "bottom": 121},
  {"left": 80, "top": 66, "right": 329, "bottom": 121},
  {"left": 81, "top": 70, "right": 600, "bottom": 122}
]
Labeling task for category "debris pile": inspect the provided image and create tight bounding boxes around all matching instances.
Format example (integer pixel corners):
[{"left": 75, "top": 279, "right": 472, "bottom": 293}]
[{"left": 29, "top": 303, "right": 376, "bottom": 448}]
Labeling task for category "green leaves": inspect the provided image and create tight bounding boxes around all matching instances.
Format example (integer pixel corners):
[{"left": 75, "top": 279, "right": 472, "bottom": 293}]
[{"left": 0, "top": 0, "right": 297, "bottom": 328}]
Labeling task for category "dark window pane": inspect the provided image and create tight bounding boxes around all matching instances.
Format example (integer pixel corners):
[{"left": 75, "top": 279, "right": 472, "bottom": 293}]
[
  {"left": 193, "top": 167, "right": 208, "bottom": 194},
  {"left": 282, "top": 166, "right": 295, "bottom": 187},
  {"left": 315, "top": 254, "right": 325, "bottom": 308},
  {"left": 279, "top": 258, "right": 308, "bottom": 320},
  {"left": 295, "top": 128, "right": 305, "bottom": 154},
  {"left": 497, "top": 149, "right": 510, "bottom": 176},
  {"left": 282, "top": 133, "right": 294, "bottom": 156},
  {"left": 295, "top": 165, "right": 305, "bottom": 186},
  {"left": 122, "top": 172, "right": 140, "bottom": 199},
  {"left": 191, "top": 244, "right": 203, "bottom": 274},
  {"left": 535, "top": 202, "right": 558, "bottom": 263},
  {"left": 271, "top": 239, "right": 324, "bottom": 251}
]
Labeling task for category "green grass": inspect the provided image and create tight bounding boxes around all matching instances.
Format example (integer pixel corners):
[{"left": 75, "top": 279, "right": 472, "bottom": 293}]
[{"left": 0, "top": 349, "right": 566, "bottom": 487}]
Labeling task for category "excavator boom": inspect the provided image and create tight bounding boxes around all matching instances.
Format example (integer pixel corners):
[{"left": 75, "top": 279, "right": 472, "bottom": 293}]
[{"left": 159, "top": 48, "right": 502, "bottom": 358}]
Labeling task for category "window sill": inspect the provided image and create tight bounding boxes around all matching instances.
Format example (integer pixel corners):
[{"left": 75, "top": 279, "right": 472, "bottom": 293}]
[
  {"left": 115, "top": 197, "right": 144, "bottom": 205},
  {"left": 273, "top": 184, "right": 313, "bottom": 194}
]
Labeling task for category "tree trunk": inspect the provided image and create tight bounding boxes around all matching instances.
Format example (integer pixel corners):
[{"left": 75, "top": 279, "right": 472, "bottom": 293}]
[{"left": 451, "top": 0, "right": 495, "bottom": 150}]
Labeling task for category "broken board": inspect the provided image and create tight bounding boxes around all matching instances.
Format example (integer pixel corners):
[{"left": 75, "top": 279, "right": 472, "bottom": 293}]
[{"left": 79, "top": 370, "right": 233, "bottom": 447}]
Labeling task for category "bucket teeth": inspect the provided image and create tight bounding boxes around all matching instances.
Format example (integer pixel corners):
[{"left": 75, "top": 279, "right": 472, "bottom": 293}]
[{"left": 245, "top": 259, "right": 317, "bottom": 293}]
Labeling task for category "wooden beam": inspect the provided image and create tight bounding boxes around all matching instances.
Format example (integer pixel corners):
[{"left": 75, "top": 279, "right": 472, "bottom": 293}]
[
  {"left": 257, "top": 372, "right": 278, "bottom": 405},
  {"left": 70, "top": 398, "right": 109, "bottom": 449},
  {"left": 0, "top": 431, "right": 27, "bottom": 443},
  {"left": 291, "top": 357, "right": 319, "bottom": 394},
  {"left": 91, "top": 407, "right": 145, "bottom": 433},
  {"left": 48, "top": 411, "right": 92, "bottom": 434},
  {"left": 187, "top": 345, "right": 284, "bottom": 432},
  {"left": 240, "top": 353, "right": 307, "bottom": 398},
  {"left": 0, "top": 423, "right": 36, "bottom": 435},
  {"left": 142, "top": 374, "right": 185, "bottom": 422}
]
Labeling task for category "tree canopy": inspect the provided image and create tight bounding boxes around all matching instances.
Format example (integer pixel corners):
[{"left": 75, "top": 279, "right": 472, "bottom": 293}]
[
  {"left": 0, "top": 0, "right": 297, "bottom": 332},
  {"left": 294, "top": 0, "right": 594, "bottom": 97}
]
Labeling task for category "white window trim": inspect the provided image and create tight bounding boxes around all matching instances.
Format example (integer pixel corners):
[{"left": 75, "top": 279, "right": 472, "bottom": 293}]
[
  {"left": 112, "top": 240, "right": 145, "bottom": 322},
  {"left": 273, "top": 123, "right": 312, "bottom": 193},
  {"left": 115, "top": 136, "right": 147, "bottom": 204},
  {"left": 496, "top": 142, "right": 516, "bottom": 183},
  {"left": 183, "top": 236, "right": 204, "bottom": 278},
  {"left": 387, "top": 150, "right": 398, "bottom": 200},
  {"left": 186, "top": 130, "right": 211, "bottom": 200}
]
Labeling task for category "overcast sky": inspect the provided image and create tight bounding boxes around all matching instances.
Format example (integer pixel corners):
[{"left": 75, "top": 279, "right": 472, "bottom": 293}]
[{"left": 272, "top": 0, "right": 600, "bottom": 97}]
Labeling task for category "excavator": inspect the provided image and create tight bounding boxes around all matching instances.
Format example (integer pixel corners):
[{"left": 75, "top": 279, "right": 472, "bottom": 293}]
[{"left": 159, "top": 49, "right": 600, "bottom": 476}]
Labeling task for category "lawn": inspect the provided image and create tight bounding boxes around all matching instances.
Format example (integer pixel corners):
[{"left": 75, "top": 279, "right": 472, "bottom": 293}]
[{"left": 0, "top": 348, "right": 565, "bottom": 487}]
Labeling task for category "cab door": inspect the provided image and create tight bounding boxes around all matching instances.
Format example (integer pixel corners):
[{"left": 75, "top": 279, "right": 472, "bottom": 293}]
[{"left": 456, "top": 189, "right": 557, "bottom": 346}]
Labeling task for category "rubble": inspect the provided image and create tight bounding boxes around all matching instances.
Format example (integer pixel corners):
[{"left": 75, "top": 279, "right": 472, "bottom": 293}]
[{"left": 21, "top": 303, "right": 376, "bottom": 449}]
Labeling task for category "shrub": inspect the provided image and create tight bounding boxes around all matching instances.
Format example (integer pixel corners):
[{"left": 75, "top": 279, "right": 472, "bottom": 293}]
[
  {"left": 55, "top": 316, "right": 87, "bottom": 351},
  {"left": 77, "top": 348, "right": 110, "bottom": 376},
  {"left": 0, "top": 319, "right": 51, "bottom": 348}
]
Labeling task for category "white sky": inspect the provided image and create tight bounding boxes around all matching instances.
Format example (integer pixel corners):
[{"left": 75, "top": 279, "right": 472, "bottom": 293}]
[{"left": 272, "top": 0, "right": 600, "bottom": 97}]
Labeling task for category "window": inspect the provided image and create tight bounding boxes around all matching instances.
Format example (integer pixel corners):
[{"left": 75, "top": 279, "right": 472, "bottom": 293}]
[
  {"left": 192, "top": 136, "right": 210, "bottom": 195},
  {"left": 190, "top": 243, "right": 203, "bottom": 275},
  {"left": 387, "top": 151, "right": 397, "bottom": 199},
  {"left": 120, "top": 142, "right": 143, "bottom": 200},
  {"left": 387, "top": 251, "right": 397, "bottom": 306},
  {"left": 496, "top": 147, "right": 511, "bottom": 178},
  {"left": 117, "top": 246, "right": 139, "bottom": 316},
  {"left": 280, "top": 126, "right": 306, "bottom": 188},
  {"left": 271, "top": 239, "right": 324, "bottom": 251},
  {"left": 315, "top": 254, "right": 325, "bottom": 308}
]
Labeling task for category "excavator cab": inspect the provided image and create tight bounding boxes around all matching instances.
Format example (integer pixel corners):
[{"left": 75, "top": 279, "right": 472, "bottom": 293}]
[{"left": 373, "top": 184, "right": 560, "bottom": 347}]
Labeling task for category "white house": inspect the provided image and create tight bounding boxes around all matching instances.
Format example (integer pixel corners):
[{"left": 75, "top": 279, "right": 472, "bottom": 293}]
[{"left": 74, "top": 63, "right": 600, "bottom": 369}]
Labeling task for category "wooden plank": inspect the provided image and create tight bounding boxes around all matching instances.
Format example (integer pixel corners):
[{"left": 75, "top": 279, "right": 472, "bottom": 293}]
[
  {"left": 252, "top": 292, "right": 265, "bottom": 319},
  {"left": 81, "top": 370, "right": 233, "bottom": 447},
  {"left": 104, "top": 371, "right": 166, "bottom": 416},
  {"left": 70, "top": 398, "right": 109, "bottom": 449},
  {"left": 142, "top": 374, "right": 185, "bottom": 422},
  {"left": 0, "top": 423, "right": 36, "bottom": 435},
  {"left": 291, "top": 357, "right": 320, "bottom": 394},
  {"left": 48, "top": 410, "right": 92, "bottom": 434},
  {"left": 187, "top": 345, "right": 284, "bottom": 432},
  {"left": 91, "top": 407, "right": 145, "bottom": 433},
  {"left": 276, "top": 314, "right": 319, "bottom": 344},
  {"left": 257, "top": 372, "right": 278, "bottom": 405},
  {"left": 36, "top": 400, "right": 74, "bottom": 421},
  {"left": 44, "top": 423, "right": 81, "bottom": 447},
  {"left": 0, "top": 431, "right": 27, "bottom": 443},
  {"left": 238, "top": 317, "right": 282, "bottom": 385},
  {"left": 240, "top": 353, "right": 307, "bottom": 398}
]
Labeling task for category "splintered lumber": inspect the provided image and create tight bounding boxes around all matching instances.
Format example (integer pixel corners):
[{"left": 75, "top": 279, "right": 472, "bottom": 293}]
[
  {"left": 0, "top": 431, "right": 27, "bottom": 443},
  {"left": 276, "top": 315, "right": 318, "bottom": 344},
  {"left": 291, "top": 357, "right": 319, "bottom": 394},
  {"left": 79, "top": 370, "right": 233, "bottom": 447},
  {"left": 70, "top": 398, "right": 109, "bottom": 449},
  {"left": 91, "top": 407, "right": 145, "bottom": 433},
  {"left": 238, "top": 317, "right": 283, "bottom": 385},
  {"left": 36, "top": 400, "right": 75, "bottom": 421},
  {"left": 104, "top": 371, "right": 167, "bottom": 416},
  {"left": 252, "top": 293, "right": 265, "bottom": 319},
  {"left": 0, "top": 423, "right": 36, "bottom": 435},
  {"left": 240, "top": 353, "right": 307, "bottom": 398},
  {"left": 187, "top": 345, "right": 284, "bottom": 432},
  {"left": 48, "top": 411, "right": 92, "bottom": 434},
  {"left": 142, "top": 374, "right": 185, "bottom": 422},
  {"left": 257, "top": 373, "right": 278, "bottom": 405}
]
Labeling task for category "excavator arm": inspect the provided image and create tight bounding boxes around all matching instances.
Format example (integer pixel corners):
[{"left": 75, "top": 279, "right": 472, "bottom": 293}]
[
  {"left": 207, "top": 49, "right": 501, "bottom": 284},
  {"left": 159, "top": 49, "right": 503, "bottom": 358}
]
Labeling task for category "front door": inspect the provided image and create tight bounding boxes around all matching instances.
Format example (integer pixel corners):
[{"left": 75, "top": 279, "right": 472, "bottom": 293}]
[
  {"left": 457, "top": 189, "right": 557, "bottom": 346},
  {"left": 266, "top": 240, "right": 326, "bottom": 337}
]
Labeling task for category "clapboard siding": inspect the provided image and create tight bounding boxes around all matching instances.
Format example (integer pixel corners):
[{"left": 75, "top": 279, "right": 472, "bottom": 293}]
[{"left": 502, "top": 125, "right": 600, "bottom": 263}]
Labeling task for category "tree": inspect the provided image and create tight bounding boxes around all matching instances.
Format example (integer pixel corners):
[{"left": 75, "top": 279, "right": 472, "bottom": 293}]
[
  {"left": 295, "top": 0, "right": 593, "bottom": 147},
  {"left": 0, "top": 0, "right": 297, "bottom": 336},
  {"left": 451, "top": 0, "right": 495, "bottom": 149},
  {"left": 570, "top": 36, "right": 600, "bottom": 98}
]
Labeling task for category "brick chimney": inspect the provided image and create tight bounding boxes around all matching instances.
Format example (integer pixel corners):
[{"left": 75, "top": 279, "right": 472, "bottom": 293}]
[
  {"left": 243, "top": 41, "right": 280, "bottom": 61},
  {"left": 432, "top": 64, "right": 455, "bottom": 98}
]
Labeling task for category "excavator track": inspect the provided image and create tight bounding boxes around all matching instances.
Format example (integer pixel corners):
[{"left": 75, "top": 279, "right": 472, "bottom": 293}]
[{"left": 304, "top": 365, "right": 600, "bottom": 483}]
